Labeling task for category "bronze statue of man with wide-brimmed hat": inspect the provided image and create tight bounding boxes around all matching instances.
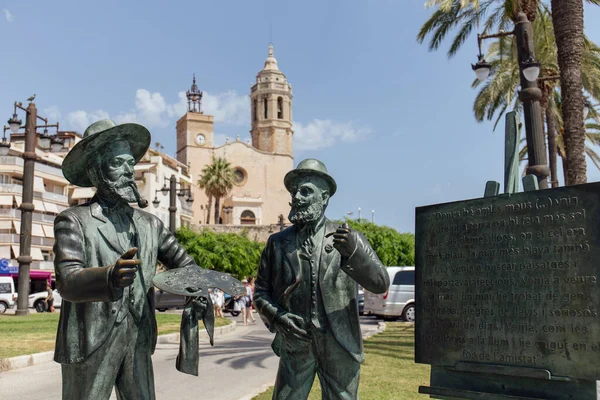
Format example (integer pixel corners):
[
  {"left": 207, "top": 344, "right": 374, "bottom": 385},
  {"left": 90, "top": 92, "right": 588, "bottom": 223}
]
[
  {"left": 254, "top": 158, "right": 390, "bottom": 399},
  {"left": 54, "top": 120, "right": 243, "bottom": 400}
]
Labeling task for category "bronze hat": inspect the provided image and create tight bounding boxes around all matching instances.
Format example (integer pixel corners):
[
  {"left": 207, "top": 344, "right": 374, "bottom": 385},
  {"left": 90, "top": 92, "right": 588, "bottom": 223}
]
[
  {"left": 62, "top": 119, "right": 151, "bottom": 187},
  {"left": 284, "top": 158, "right": 337, "bottom": 196}
]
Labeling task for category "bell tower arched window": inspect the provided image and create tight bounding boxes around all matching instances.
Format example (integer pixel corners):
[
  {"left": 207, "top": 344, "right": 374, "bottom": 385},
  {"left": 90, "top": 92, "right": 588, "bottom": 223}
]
[
  {"left": 253, "top": 99, "right": 257, "bottom": 122},
  {"left": 277, "top": 97, "right": 283, "bottom": 119},
  {"left": 263, "top": 96, "right": 268, "bottom": 119}
]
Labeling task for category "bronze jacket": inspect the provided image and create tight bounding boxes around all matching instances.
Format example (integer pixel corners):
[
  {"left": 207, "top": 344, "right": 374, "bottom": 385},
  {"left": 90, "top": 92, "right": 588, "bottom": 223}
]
[
  {"left": 254, "top": 219, "right": 389, "bottom": 362},
  {"left": 53, "top": 200, "right": 195, "bottom": 364}
]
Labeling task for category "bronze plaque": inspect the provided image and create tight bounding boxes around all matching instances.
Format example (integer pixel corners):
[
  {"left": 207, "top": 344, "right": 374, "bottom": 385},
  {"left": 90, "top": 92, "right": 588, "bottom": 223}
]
[{"left": 415, "top": 183, "right": 600, "bottom": 380}]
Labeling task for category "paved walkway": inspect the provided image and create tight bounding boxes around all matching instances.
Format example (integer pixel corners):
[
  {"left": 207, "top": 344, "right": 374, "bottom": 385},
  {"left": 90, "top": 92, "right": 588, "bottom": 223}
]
[{"left": 0, "top": 313, "right": 384, "bottom": 400}]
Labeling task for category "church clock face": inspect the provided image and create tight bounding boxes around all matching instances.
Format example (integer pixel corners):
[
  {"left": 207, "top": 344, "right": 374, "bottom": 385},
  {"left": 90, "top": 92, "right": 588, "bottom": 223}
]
[{"left": 195, "top": 134, "right": 205, "bottom": 146}]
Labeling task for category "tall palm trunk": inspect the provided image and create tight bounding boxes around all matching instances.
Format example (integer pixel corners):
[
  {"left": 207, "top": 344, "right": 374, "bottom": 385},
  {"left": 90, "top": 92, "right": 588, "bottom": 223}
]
[
  {"left": 206, "top": 195, "right": 213, "bottom": 224},
  {"left": 214, "top": 196, "right": 221, "bottom": 225},
  {"left": 546, "top": 108, "right": 559, "bottom": 187},
  {"left": 551, "top": 0, "right": 587, "bottom": 185}
]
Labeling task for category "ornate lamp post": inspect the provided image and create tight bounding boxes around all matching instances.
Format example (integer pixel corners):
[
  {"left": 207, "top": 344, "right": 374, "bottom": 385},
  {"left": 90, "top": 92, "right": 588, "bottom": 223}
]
[
  {"left": 6, "top": 98, "right": 62, "bottom": 316},
  {"left": 152, "top": 174, "right": 193, "bottom": 232},
  {"left": 472, "top": 12, "right": 549, "bottom": 189}
]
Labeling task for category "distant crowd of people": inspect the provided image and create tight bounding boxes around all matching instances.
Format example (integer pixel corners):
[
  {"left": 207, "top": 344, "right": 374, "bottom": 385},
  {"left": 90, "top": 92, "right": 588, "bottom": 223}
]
[{"left": 209, "top": 276, "right": 256, "bottom": 326}]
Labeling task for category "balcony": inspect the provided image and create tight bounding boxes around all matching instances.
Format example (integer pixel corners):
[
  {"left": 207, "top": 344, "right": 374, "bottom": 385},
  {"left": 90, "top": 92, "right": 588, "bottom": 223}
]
[
  {"left": 0, "top": 156, "right": 23, "bottom": 167},
  {"left": 35, "top": 162, "right": 65, "bottom": 179},
  {"left": 0, "top": 184, "right": 22, "bottom": 194},
  {"left": 40, "top": 191, "right": 68, "bottom": 203},
  {"left": 0, "top": 233, "right": 54, "bottom": 247}
]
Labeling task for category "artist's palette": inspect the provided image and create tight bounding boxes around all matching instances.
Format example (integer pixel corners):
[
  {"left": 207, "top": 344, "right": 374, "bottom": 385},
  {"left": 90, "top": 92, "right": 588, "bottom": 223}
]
[{"left": 153, "top": 266, "right": 246, "bottom": 297}]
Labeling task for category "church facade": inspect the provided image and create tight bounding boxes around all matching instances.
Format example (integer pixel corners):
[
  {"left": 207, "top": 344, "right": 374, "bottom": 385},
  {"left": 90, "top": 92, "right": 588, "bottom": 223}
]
[{"left": 176, "top": 44, "right": 294, "bottom": 226}]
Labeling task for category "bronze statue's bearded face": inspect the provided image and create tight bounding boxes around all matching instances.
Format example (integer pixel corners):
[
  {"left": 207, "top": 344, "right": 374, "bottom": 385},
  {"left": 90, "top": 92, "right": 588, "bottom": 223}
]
[
  {"left": 288, "top": 176, "right": 330, "bottom": 226},
  {"left": 88, "top": 140, "right": 137, "bottom": 204}
]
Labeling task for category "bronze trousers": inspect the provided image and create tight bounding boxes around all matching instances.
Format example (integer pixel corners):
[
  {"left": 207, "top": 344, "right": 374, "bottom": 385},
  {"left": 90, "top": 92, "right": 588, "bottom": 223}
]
[
  {"left": 273, "top": 328, "right": 360, "bottom": 400},
  {"left": 61, "top": 313, "right": 155, "bottom": 400}
]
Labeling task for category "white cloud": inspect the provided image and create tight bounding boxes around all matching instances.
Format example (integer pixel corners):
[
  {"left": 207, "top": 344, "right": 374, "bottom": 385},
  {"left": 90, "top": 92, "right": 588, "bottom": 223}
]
[
  {"left": 43, "top": 106, "right": 61, "bottom": 122},
  {"left": 203, "top": 90, "right": 249, "bottom": 126},
  {"left": 166, "top": 90, "right": 249, "bottom": 126},
  {"left": 58, "top": 88, "right": 250, "bottom": 133},
  {"left": 167, "top": 91, "right": 188, "bottom": 118},
  {"left": 3, "top": 9, "right": 14, "bottom": 23},
  {"left": 293, "top": 119, "right": 371, "bottom": 150},
  {"left": 65, "top": 110, "right": 110, "bottom": 134}
]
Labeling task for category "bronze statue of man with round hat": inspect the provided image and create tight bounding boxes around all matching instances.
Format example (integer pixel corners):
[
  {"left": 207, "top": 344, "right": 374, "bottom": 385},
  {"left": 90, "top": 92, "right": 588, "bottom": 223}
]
[
  {"left": 254, "top": 158, "right": 390, "bottom": 399},
  {"left": 53, "top": 119, "right": 244, "bottom": 400}
]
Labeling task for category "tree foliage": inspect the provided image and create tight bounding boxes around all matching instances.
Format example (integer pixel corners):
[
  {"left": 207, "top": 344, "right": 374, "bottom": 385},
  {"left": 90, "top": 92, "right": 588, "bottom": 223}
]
[
  {"left": 198, "top": 157, "right": 235, "bottom": 224},
  {"left": 340, "top": 218, "right": 415, "bottom": 267},
  {"left": 175, "top": 227, "right": 264, "bottom": 280}
]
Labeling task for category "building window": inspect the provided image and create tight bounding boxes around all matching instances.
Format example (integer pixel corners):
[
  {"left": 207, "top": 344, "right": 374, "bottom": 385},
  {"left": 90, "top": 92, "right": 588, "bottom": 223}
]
[
  {"left": 233, "top": 167, "right": 247, "bottom": 186},
  {"left": 0, "top": 175, "right": 10, "bottom": 184},
  {"left": 240, "top": 210, "right": 256, "bottom": 225},
  {"left": 277, "top": 97, "right": 283, "bottom": 119},
  {"left": 263, "top": 96, "right": 268, "bottom": 119},
  {"left": 253, "top": 99, "right": 257, "bottom": 122}
]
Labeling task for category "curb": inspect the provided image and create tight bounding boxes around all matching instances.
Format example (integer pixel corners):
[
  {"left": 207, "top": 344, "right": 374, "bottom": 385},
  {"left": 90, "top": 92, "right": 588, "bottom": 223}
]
[
  {"left": 237, "top": 322, "right": 387, "bottom": 400},
  {"left": 0, "top": 320, "right": 237, "bottom": 373},
  {"left": 363, "top": 321, "right": 387, "bottom": 340}
]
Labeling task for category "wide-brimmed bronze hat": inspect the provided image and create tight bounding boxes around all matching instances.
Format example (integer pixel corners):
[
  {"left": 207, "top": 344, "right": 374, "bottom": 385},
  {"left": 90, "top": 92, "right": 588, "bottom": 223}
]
[
  {"left": 62, "top": 119, "right": 151, "bottom": 187},
  {"left": 284, "top": 158, "right": 337, "bottom": 196}
]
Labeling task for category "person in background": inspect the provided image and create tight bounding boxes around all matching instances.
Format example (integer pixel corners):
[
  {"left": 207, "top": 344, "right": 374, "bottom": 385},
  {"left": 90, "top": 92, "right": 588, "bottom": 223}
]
[
  {"left": 211, "top": 288, "right": 225, "bottom": 318},
  {"left": 45, "top": 281, "right": 55, "bottom": 312},
  {"left": 245, "top": 277, "right": 256, "bottom": 324},
  {"left": 236, "top": 280, "right": 249, "bottom": 325}
]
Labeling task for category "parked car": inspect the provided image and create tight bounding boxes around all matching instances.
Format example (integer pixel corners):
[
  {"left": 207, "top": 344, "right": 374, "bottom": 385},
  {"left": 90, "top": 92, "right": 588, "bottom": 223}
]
[
  {"left": 364, "top": 266, "right": 415, "bottom": 322},
  {"left": 154, "top": 288, "right": 186, "bottom": 312},
  {"left": 358, "top": 286, "right": 365, "bottom": 315},
  {"left": 29, "top": 289, "right": 62, "bottom": 312},
  {"left": 0, "top": 276, "right": 16, "bottom": 313}
]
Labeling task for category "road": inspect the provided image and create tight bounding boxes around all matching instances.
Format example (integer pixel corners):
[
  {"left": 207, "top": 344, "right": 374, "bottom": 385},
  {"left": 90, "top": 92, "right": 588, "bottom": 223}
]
[{"left": 0, "top": 313, "right": 382, "bottom": 400}]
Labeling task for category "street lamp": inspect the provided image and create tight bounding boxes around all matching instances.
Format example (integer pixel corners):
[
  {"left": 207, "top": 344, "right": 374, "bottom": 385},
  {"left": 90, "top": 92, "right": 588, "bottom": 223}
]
[
  {"left": 6, "top": 98, "right": 62, "bottom": 316},
  {"left": 358, "top": 207, "right": 361, "bottom": 221},
  {"left": 472, "top": 12, "right": 549, "bottom": 189},
  {"left": 152, "top": 174, "right": 193, "bottom": 232},
  {"left": 372, "top": 209, "right": 375, "bottom": 224},
  {"left": 0, "top": 126, "right": 11, "bottom": 156}
]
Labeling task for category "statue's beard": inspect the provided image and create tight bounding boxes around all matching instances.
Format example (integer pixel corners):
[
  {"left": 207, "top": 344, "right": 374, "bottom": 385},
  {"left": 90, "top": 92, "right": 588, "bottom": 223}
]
[
  {"left": 289, "top": 201, "right": 325, "bottom": 226},
  {"left": 97, "top": 177, "right": 137, "bottom": 204}
]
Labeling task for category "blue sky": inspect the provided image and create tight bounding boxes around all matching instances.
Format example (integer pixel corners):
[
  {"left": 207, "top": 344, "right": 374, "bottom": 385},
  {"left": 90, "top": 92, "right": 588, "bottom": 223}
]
[{"left": 1, "top": 1, "right": 600, "bottom": 233}]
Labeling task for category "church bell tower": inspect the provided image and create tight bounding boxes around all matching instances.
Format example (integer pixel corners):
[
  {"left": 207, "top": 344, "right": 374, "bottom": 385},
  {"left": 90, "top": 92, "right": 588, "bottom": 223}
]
[{"left": 250, "top": 44, "right": 293, "bottom": 155}]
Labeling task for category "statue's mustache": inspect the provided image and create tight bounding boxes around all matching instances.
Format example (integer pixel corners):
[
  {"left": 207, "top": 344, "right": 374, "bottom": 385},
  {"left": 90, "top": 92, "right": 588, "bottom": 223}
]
[{"left": 289, "top": 200, "right": 309, "bottom": 208}]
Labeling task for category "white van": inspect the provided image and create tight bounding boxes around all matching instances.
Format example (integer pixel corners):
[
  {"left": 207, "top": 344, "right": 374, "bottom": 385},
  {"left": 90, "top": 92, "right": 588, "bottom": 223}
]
[
  {"left": 0, "top": 276, "right": 16, "bottom": 313},
  {"left": 364, "top": 266, "right": 415, "bottom": 322}
]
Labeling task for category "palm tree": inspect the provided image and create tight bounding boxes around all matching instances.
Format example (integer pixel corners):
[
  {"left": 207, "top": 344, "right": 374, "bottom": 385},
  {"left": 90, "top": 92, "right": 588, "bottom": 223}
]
[
  {"left": 197, "top": 157, "right": 235, "bottom": 225},
  {"left": 417, "top": 0, "right": 540, "bottom": 59},
  {"left": 550, "top": 0, "right": 599, "bottom": 184},
  {"left": 419, "top": 0, "right": 599, "bottom": 184}
]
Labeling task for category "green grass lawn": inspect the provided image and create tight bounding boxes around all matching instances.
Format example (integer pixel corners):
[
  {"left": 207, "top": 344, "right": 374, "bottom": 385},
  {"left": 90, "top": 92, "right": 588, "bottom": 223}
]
[
  {"left": 0, "top": 312, "right": 231, "bottom": 358},
  {"left": 252, "top": 322, "right": 430, "bottom": 400}
]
